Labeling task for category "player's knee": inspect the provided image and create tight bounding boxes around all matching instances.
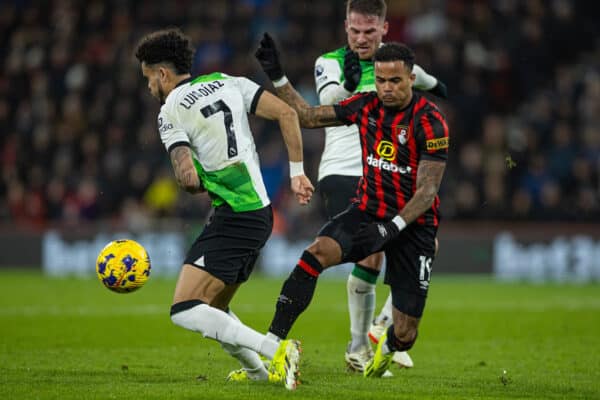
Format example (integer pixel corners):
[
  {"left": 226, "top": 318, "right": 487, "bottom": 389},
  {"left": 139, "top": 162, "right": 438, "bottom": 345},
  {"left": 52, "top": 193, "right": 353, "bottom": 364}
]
[
  {"left": 306, "top": 238, "right": 339, "bottom": 267},
  {"left": 360, "top": 252, "right": 383, "bottom": 271}
]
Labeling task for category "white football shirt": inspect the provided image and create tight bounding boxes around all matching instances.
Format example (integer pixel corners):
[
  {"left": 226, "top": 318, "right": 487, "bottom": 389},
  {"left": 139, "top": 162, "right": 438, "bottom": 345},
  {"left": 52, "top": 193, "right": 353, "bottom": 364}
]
[{"left": 158, "top": 72, "right": 269, "bottom": 211}]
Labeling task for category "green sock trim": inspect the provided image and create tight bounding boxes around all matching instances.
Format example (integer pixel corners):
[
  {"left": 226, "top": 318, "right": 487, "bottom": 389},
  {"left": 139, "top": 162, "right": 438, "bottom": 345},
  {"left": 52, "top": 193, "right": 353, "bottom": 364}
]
[{"left": 351, "top": 264, "right": 379, "bottom": 284}]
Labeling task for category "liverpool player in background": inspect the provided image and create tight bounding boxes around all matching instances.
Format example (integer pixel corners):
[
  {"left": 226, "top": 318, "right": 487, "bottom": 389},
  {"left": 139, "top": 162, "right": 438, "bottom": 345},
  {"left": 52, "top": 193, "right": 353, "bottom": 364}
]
[
  {"left": 256, "top": 37, "right": 449, "bottom": 377},
  {"left": 313, "top": 0, "right": 447, "bottom": 373}
]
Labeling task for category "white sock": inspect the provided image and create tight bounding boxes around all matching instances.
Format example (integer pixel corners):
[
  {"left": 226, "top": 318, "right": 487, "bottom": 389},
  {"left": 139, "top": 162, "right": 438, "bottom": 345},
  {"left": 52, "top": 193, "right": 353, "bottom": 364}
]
[
  {"left": 221, "top": 342, "right": 269, "bottom": 379},
  {"left": 375, "top": 293, "right": 393, "bottom": 326},
  {"left": 171, "top": 303, "right": 280, "bottom": 359},
  {"left": 347, "top": 274, "right": 376, "bottom": 352},
  {"left": 266, "top": 331, "right": 281, "bottom": 342},
  {"left": 221, "top": 309, "right": 268, "bottom": 380}
]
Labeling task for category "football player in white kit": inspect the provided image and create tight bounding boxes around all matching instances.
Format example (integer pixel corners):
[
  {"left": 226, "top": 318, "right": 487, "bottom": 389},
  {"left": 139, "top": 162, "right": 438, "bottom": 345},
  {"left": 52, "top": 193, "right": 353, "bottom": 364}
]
[{"left": 135, "top": 28, "right": 314, "bottom": 390}]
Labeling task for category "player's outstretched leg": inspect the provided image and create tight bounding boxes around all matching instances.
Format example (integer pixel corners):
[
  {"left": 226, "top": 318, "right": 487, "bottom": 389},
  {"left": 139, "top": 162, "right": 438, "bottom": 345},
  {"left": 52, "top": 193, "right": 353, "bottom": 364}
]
[
  {"left": 222, "top": 343, "right": 271, "bottom": 381},
  {"left": 368, "top": 293, "right": 414, "bottom": 369},
  {"left": 268, "top": 250, "right": 324, "bottom": 339},
  {"left": 365, "top": 324, "right": 417, "bottom": 378},
  {"left": 346, "top": 264, "right": 378, "bottom": 372},
  {"left": 364, "top": 330, "right": 394, "bottom": 378},
  {"left": 170, "top": 300, "right": 298, "bottom": 388},
  {"left": 269, "top": 339, "right": 302, "bottom": 390},
  {"left": 221, "top": 309, "right": 272, "bottom": 381},
  {"left": 226, "top": 358, "right": 282, "bottom": 383}
]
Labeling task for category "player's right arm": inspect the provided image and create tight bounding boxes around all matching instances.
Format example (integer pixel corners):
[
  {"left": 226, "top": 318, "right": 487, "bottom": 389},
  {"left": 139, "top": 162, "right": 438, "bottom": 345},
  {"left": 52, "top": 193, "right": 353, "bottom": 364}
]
[
  {"left": 273, "top": 83, "right": 344, "bottom": 129},
  {"left": 255, "top": 33, "right": 344, "bottom": 129},
  {"left": 169, "top": 146, "right": 204, "bottom": 194},
  {"left": 157, "top": 108, "right": 204, "bottom": 194}
]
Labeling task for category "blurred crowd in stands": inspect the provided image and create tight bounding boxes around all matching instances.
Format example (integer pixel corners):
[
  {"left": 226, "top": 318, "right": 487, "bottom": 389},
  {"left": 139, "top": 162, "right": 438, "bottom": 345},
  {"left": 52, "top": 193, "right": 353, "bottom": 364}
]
[{"left": 1, "top": 0, "right": 599, "bottom": 235}]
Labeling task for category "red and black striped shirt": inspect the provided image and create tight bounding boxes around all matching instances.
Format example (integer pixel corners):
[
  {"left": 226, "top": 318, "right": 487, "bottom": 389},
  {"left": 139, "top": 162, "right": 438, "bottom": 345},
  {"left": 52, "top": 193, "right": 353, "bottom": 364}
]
[{"left": 333, "top": 92, "right": 449, "bottom": 226}]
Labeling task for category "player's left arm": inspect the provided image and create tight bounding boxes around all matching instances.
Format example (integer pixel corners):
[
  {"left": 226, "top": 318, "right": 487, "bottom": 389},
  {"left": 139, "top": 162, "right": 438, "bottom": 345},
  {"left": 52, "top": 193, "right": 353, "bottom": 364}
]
[
  {"left": 352, "top": 158, "right": 445, "bottom": 253},
  {"left": 254, "top": 90, "right": 303, "bottom": 162},
  {"left": 351, "top": 107, "right": 449, "bottom": 252},
  {"left": 396, "top": 108, "right": 449, "bottom": 226},
  {"left": 397, "top": 160, "right": 446, "bottom": 224},
  {"left": 253, "top": 89, "right": 314, "bottom": 205}
]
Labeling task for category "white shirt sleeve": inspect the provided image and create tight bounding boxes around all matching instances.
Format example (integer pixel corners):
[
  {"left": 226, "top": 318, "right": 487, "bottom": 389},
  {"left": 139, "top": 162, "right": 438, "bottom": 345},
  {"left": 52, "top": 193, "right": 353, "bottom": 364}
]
[
  {"left": 158, "top": 103, "right": 189, "bottom": 153},
  {"left": 413, "top": 64, "right": 438, "bottom": 91},
  {"left": 319, "top": 83, "right": 353, "bottom": 106},
  {"left": 233, "top": 76, "right": 262, "bottom": 114},
  {"left": 315, "top": 56, "right": 352, "bottom": 105}
]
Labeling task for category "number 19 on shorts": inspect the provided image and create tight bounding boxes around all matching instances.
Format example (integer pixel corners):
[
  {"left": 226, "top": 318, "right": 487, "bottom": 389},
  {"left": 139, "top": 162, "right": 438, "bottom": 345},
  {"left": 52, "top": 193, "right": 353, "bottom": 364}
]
[{"left": 419, "top": 255, "right": 432, "bottom": 290}]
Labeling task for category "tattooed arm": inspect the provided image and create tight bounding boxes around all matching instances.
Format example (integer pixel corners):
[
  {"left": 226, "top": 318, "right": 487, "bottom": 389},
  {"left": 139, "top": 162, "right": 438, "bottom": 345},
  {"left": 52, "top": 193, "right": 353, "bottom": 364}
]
[
  {"left": 169, "top": 145, "right": 205, "bottom": 194},
  {"left": 255, "top": 32, "right": 344, "bottom": 129},
  {"left": 273, "top": 82, "right": 345, "bottom": 129},
  {"left": 352, "top": 159, "right": 446, "bottom": 254},
  {"left": 398, "top": 159, "right": 446, "bottom": 224}
]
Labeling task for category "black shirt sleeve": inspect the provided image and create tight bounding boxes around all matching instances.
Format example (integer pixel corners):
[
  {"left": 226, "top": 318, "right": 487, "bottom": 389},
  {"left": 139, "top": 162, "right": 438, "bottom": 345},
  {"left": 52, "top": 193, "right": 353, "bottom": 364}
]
[{"left": 332, "top": 92, "right": 372, "bottom": 126}]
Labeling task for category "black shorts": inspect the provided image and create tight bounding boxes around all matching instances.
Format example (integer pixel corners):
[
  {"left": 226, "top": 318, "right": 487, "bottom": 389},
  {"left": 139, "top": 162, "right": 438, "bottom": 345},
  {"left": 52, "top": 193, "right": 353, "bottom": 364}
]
[
  {"left": 318, "top": 175, "right": 361, "bottom": 219},
  {"left": 184, "top": 204, "right": 273, "bottom": 285},
  {"left": 318, "top": 204, "right": 437, "bottom": 318}
]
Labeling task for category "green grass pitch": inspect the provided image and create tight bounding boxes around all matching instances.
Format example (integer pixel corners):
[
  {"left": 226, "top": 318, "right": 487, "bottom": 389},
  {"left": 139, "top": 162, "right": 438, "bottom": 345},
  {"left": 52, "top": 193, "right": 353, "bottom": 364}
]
[{"left": 0, "top": 269, "right": 599, "bottom": 399}]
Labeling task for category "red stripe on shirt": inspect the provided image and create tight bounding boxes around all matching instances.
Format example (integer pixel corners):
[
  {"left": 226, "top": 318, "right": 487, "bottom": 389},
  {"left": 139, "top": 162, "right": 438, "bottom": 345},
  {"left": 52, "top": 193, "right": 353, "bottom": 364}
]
[
  {"left": 405, "top": 113, "right": 422, "bottom": 225},
  {"left": 359, "top": 97, "right": 378, "bottom": 211},
  {"left": 390, "top": 112, "right": 407, "bottom": 215},
  {"left": 421, "top": 113, "right": 436, "bottom": 142},
  {"left": 432, "top": 109, "right": 450, "bottom": 139},
  {"left": 374, "top": 106, "right": 387, "bottom": 219},
  {"left": 418, "top": 113, "right": 437, "bottom": 225},
  {"left": 414, "top": 96, "right": 428, "bottom": 114}
]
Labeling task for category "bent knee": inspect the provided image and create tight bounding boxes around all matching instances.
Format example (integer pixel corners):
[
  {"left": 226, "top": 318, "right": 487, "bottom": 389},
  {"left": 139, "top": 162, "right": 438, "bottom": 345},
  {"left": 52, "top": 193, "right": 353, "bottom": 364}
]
[
  {"left": 306, "top": 237, "right": 341, "bottom": 267},
  {"left": 358, "top": 252, "right": 383, "bottom": 271}
]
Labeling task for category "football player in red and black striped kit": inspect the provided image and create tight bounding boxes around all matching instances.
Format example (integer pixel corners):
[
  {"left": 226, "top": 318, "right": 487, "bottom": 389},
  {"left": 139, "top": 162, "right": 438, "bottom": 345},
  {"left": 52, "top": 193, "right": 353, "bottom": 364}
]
[{"left": 256, "top": 37, "right": 449, "bottom": 377}]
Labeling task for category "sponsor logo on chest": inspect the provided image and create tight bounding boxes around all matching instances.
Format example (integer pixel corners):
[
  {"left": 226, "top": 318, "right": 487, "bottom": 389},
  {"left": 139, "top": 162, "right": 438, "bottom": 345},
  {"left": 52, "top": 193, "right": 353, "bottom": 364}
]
[{"left": 366, "top": 154, "right": 411, "bottom": 174}]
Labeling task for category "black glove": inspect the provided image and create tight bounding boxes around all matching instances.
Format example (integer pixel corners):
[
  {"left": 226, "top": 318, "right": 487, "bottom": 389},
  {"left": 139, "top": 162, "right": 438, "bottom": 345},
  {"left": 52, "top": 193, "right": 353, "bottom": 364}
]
[
  {"left": 353, "top": 220, "right": 401, "bottom": 254},
  {"left": 429, "top": 80, "right": 448, "bottom": 99},
  {"left": 255, "top": 33, "right": 284, "bottom": 81},
  {"left": 343, "top": 46, "right": 361, "bottom": 92}
]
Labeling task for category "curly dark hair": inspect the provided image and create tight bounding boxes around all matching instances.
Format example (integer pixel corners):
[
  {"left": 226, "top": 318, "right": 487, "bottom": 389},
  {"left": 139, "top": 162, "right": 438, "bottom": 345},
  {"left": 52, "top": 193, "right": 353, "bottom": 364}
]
[
  {"left": 346, "top": 0, "right": 386, "bottom": 19},
  {"left": 134, "top": 28, "right": 193, "bottom": 74},
  {"left": 373, "top": 42, "right": 415, "bottom": 71}
]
